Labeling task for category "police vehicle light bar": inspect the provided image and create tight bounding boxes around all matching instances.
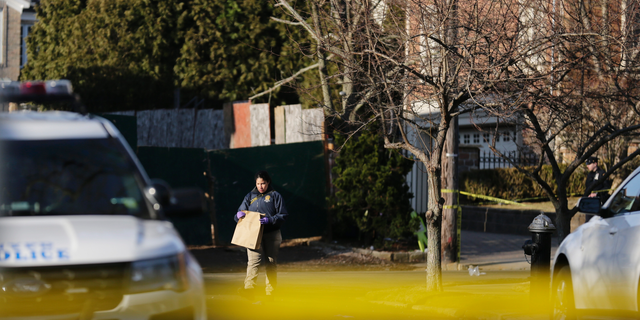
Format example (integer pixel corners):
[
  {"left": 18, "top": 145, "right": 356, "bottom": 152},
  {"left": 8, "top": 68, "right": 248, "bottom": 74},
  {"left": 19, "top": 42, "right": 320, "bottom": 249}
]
[
  {"left": 21, "top": 81, "right": 47, "bottom": 95},
  {"left": 0, "top": 80, "right": 74, "bottom": 103}
]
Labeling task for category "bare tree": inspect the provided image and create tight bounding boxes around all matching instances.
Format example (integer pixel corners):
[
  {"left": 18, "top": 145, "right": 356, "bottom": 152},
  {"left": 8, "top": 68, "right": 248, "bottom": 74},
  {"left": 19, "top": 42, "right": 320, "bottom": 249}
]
[
  {"left": 261, "top": 0, "right": 556, "bottom": 291},
  {"left": 484, "top": 0, "right": 640, "bottom": 241}
]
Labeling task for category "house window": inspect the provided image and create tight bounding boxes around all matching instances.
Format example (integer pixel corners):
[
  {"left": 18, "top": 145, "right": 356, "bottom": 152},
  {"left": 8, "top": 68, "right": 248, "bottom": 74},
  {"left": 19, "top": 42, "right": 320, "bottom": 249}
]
[
  {"left": 419, "top": 6, "right": 442, "bottom": 76},
  {"left": 512, "top": 132, "right": 517, "bottom": 143},
  {"left": 463, "top": 134, "right": 470, "bottom": 144},
  {"left": 20, "top": 23, "right": 32, "bottom": 68},
  {"left": 473, "top": 133, "right": 480, "bottom": 143},
  {"left": 483, "top": 133, "right": 490, "bottom": 142},
  {"left": 0, "top": 8, "right": 3, "bottom": 64},
  {"left": 503, "top": 132, "right": 511, "bottom": 142}
]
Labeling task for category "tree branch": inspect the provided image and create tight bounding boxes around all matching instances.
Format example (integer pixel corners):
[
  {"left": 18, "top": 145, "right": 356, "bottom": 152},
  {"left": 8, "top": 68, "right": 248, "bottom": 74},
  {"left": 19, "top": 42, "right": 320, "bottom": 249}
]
[
  {"left": 274, "top": 0, "right": 319, "bottom": 41},
  {"left": 270, "top": 17, "right": 302, "bottom": 25},
  {"left": 249, "top": 54, "right": 335, "bottom": 100}
]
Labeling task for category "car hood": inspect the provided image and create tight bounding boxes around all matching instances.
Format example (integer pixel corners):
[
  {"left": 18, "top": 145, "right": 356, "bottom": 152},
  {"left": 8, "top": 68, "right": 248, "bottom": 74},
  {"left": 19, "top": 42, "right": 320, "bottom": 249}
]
[{"left": 0, "top": 215, "right": 184, "bottom": 267}]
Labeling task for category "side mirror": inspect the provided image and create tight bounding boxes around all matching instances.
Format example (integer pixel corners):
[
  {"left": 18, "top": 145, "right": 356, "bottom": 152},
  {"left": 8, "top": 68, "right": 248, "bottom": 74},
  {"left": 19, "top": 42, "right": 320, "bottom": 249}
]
[
  {"left": 164, "top": 188, "right": 206, "bottom": 216},
  {"left": 149, "top": 179, "right": 175, "bottom": 207},
  {"left": 577, "top": 197, "right": 601, "bottom": 214}
]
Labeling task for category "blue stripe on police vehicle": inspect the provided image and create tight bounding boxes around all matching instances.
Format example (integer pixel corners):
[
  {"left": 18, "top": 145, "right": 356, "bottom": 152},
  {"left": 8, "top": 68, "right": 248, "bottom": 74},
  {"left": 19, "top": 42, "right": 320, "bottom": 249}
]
[{"left": 0, "top": 242, "right": 70, "bottom": 261}]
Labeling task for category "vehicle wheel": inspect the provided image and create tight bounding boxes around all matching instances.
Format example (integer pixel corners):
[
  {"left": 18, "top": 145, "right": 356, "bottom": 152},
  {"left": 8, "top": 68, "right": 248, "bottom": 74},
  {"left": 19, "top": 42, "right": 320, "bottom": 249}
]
[{"left": 552, "top": 265, "right": 576, "bottom": 320}]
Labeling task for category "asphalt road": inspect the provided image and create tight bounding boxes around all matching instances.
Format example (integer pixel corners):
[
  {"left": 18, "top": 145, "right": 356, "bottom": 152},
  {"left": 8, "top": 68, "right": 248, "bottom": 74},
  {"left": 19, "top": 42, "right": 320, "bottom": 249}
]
[
  {"left": 203, "top": 270, "right": 542, "bottom": 320},
  {"left": 199, "top": 231, "right": 561, "bottom": 319}
]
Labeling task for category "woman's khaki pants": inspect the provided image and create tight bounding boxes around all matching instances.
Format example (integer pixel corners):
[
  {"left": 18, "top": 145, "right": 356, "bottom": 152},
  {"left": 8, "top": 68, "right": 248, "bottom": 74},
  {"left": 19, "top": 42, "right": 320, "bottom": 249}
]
[{"left": 244, "top": 229, "right": 282, "bottom": 295}]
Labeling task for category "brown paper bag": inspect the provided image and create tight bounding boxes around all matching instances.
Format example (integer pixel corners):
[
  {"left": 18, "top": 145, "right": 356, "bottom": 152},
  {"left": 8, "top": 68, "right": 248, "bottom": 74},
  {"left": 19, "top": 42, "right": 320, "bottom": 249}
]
[{"left": 231, "top": 211, "right": 265, "bottom": 250}]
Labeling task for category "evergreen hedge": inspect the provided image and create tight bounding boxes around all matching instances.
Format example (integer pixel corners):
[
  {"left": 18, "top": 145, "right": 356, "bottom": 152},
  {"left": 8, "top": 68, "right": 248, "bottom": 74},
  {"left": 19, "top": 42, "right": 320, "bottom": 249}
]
[
  {"left": 461, "top": 165, "right": 588, "bottom": 203},
  {"left": 329, "top": 129, "right": 417, "bottom": 247},
  {"left": 22, "top": 0, "right": 310, "bottom": 112}
]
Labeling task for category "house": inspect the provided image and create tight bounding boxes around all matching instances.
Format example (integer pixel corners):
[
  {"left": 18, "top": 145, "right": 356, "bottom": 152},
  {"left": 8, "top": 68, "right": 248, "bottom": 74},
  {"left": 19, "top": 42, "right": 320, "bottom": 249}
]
[
  {"left": 0, "top": 0, "right": 35, "bottom": 112},
  {"left": 0, "top": 0, "right": 34, "bottom": 81},
  {"left": 401, "top": 0, "right": 541, "bottom": 214},
  {"left": 405, "top": 103, "right": 523, "bottom": 214},
  {"left": 457, "top": 111, "right": 524, "bottom": 170}
]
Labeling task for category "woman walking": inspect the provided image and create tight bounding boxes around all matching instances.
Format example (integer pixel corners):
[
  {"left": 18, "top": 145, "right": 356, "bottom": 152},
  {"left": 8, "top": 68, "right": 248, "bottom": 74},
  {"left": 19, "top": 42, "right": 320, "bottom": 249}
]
[{"left": 234, "top": 171, "right": 288, "bottom": 299}]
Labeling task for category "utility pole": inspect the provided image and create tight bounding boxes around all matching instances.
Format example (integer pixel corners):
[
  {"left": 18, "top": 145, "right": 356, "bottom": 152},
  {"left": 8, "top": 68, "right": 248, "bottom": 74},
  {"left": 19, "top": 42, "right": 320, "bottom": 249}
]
[
  {"left": 441, "top": 0, "right": 460, "bottom": 266},
  {"left": 441, "top": 115, "right": 459, "bottom": 265}
]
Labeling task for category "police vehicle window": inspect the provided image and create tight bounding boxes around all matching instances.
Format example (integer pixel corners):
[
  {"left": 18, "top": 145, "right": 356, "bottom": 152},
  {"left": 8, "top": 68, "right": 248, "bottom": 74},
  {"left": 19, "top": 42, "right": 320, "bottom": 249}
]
[
  {"left": 0, "top": 138, "right": 150, "bottom": 218},
  {"left": 608, "top": 172, "right": 640, "bottom": 216}
]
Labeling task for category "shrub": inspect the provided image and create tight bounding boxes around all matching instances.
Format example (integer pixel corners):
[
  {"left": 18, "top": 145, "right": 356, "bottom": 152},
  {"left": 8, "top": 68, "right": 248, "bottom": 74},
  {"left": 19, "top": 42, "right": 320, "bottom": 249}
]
[{"left": 329, "top": 129, "right": 417, "bottom": 247}]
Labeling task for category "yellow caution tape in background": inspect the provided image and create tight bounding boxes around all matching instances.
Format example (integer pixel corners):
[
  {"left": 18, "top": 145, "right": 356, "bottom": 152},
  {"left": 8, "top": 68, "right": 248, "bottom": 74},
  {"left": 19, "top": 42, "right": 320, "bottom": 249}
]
[
  {"left": 441, "top": 189, "right": 526, "bottom": 206},
  {"left": 435, "top": 188, "right": 612, "bottom": 263},
  {"left": 441, "top": 189, "right": 613, "bottom": 206}
]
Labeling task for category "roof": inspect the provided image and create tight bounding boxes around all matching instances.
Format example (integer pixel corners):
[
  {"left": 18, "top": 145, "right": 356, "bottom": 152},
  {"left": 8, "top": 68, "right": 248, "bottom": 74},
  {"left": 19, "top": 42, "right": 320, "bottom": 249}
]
[
  {"left": 5, "top": 0, "right": 31, "bottom": 13},
  {"left": 0, "top": 111, "right": 110, "bottom": 140}
]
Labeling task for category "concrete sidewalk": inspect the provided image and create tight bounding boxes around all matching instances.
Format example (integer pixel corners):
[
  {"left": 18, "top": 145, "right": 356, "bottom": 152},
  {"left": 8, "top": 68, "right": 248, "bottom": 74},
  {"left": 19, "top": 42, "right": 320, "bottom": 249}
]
[
  {"left": 307, "top": 229, "right": 561, "bottom": 271},
  {"left": 460, "top": 230, "right": 559, "bottom": 270},
  {"left": 414, "top": 230, "right": 560, "bottom": 271}
]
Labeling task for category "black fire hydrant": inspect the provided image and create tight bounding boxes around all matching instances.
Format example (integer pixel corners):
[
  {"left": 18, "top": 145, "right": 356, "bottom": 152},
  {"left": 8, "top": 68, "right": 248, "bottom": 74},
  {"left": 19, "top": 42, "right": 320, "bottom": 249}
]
[{"left": 522, "top": 213, "right": 556, "bottom": 306}]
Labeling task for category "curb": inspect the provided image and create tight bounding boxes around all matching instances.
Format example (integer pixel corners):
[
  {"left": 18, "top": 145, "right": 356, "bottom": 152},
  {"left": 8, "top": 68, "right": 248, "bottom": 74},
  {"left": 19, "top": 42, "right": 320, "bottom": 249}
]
[
  {"left": 309, "top": 240, "right": 431, "bottom": 264},
  {"left": 308, "top": 241, "right": 470, "bottom": 270}
]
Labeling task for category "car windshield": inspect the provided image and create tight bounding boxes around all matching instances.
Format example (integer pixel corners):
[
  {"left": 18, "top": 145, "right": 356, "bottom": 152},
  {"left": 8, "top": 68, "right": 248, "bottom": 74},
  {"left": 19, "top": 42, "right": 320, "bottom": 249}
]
[{"left": 0, "top": 138, "right": 150, "bottom": 217}]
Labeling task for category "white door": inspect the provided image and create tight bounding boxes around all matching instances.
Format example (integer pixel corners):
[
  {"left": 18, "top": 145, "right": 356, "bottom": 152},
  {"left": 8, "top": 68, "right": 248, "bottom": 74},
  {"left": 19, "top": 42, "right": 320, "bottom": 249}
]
[
  {"left": 578, "top": 216, "right": 618, "bottom": 309},
  {"left": 606, "top": 172, "right": 640, "bottom": 310}
]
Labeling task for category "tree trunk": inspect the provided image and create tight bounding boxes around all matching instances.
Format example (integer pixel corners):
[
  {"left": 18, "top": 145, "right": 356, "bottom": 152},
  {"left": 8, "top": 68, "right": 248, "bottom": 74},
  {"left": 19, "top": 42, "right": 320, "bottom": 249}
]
[
  {"left": 555, "top": 208, "right": 572, "bottom": 242},
  {"left": 426, "top": 169, "right": 443, "bottom": 292}
]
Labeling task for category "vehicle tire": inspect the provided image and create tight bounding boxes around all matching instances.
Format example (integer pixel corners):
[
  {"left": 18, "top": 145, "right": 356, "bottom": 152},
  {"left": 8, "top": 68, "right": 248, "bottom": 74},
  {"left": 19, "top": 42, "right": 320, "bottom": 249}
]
[{"left": 552, "top": 265, "right": 576, "bottom": 320}]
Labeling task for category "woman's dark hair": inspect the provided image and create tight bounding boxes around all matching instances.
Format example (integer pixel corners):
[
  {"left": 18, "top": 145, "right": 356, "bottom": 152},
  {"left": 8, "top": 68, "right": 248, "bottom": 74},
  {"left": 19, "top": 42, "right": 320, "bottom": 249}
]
[{"left": 255, "top": 171, "right": 271, "bottom": 183}]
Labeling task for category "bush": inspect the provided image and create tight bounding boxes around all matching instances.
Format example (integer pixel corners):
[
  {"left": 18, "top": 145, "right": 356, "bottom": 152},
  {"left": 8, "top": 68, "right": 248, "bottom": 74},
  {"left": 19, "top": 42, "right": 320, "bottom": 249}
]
[
  {"left": 461, "top": 165, "right": 588, "bottom": 204},
  {"left": 329, "top": 129, "right": 417, "bottom": 248}
]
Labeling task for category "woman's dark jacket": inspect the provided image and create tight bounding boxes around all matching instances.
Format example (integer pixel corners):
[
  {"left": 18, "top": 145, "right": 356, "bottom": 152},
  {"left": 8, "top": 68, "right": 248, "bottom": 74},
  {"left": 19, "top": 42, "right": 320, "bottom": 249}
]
[{"left": 235, "top": 186, "right": 288, "bottom": 233}]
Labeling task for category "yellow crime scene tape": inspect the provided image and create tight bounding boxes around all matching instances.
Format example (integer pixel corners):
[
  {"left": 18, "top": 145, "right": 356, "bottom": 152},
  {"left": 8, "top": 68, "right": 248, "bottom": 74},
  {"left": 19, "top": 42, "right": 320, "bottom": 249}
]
[
  {"left": 587, "top": 189, "right": 613, "bottom": 193},
  {"left": 443, "top": 189, "right": 526, "bottom": 207},
  {"left": 448, "top": 189, "right": 614, "bottom": 205},
  {"left": 513, "top": 189, "right": 613, "bottom": 202}
]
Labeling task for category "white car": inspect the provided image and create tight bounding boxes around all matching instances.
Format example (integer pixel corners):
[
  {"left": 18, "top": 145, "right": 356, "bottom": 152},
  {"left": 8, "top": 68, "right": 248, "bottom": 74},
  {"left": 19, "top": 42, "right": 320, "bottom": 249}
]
[
  {"left": 552, "top": 165, "right": 640, "bottom": 319},
  {"left": 0, "top": 80, "right": 206, "bottom": 320}
]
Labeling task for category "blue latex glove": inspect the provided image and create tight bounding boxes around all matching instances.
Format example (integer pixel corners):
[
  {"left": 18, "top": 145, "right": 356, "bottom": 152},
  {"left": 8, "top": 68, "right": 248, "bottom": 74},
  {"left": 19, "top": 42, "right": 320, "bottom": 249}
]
[
  {"left": 236, "top": 211, "right": 246, "bottom": 219},
  {"left": 260, "top": 216, "right": 271, "bottom": 224}
]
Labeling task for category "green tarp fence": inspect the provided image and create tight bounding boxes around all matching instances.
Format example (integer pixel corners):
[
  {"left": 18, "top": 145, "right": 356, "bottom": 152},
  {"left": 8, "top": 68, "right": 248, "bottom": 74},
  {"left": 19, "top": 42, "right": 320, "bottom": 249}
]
[
  {"left": 136, "top": 147, "right": 213, "bottom": 246},
  {"left": 99, "top": 114, "right": 137, "bottom": 149},
  {"left": 209, "top": 141, "right": 327, "bottom": 243},
  {"left": 104, "top": 115, "right": 327, "bottom": 245}
]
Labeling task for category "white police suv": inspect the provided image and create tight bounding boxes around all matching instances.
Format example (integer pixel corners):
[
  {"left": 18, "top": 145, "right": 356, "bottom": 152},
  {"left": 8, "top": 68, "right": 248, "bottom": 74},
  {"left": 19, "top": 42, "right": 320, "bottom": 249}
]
[{"left": 0, "top": 80, "right": 206, "bottom": 320}]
